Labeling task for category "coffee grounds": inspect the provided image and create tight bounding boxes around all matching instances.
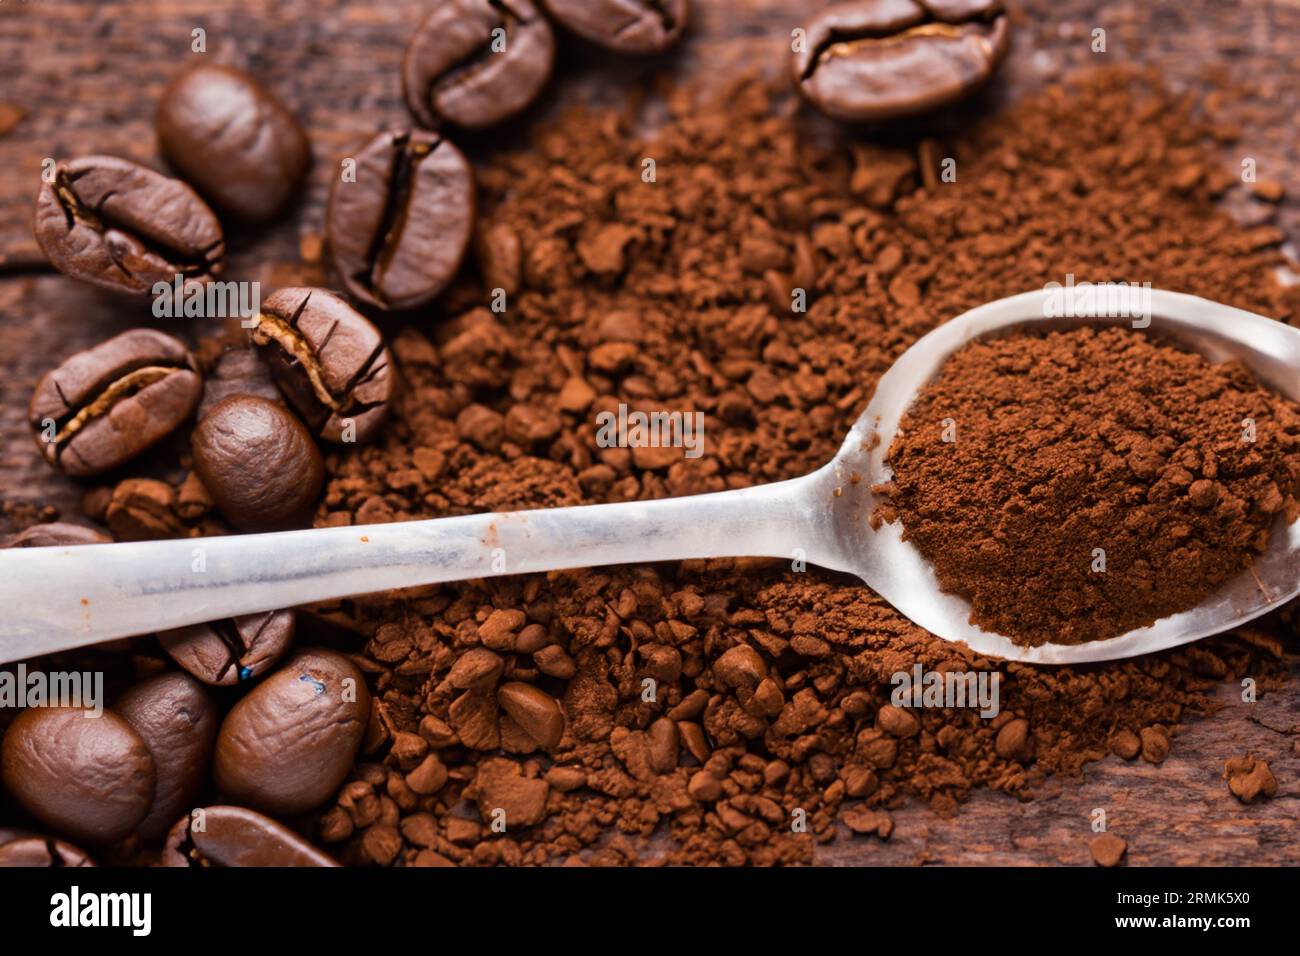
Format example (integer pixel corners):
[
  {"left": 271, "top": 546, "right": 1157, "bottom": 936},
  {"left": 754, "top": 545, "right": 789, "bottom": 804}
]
[
  {"left": 876, "top": 326, "right": 1300, "bottom": 646},
  {"left": 289, "top": 68, "right": 1299, "bottom": 865},
  {"left": 1090, "top": 832, "right": 1127, "bottom": 867},
  {"left": 8, "top": 68, "right": 1297, "bottom": 867},
  {"left": 1223, "top": 754, "right": 1279, "bottom": 803}
]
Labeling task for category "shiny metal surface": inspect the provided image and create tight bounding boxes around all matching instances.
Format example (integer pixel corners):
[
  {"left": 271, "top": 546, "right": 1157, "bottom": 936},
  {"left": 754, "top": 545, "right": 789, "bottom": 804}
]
[{"left": 1, "top": 288, "right": 1296, "bottom": 665}]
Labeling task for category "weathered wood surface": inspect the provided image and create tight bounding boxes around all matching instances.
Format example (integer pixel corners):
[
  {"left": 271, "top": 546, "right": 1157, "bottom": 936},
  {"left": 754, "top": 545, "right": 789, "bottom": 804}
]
[
  {"left": 821, "top": 681, "right": 1300, "bottom": 866},
  {"left": 0, "top": 0, "right": 1297, "bottom": 865}
]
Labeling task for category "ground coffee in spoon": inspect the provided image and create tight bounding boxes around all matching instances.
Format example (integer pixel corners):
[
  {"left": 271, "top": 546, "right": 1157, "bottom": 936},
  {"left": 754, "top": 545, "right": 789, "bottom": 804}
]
[{"left": 876, "top": 325, "right": 1300, "bottom": 646}]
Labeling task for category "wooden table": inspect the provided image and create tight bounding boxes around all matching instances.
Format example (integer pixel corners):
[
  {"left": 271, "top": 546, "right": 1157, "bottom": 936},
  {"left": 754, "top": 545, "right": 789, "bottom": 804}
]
[{"left": 0, "top": 0, "right": 1296, "bottom": 865}]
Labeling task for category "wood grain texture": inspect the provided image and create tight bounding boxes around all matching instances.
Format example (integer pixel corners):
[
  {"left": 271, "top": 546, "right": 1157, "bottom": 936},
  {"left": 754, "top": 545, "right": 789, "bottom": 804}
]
[
  {"left": 0, "top": 0, "right": 1297, "bottom": 865},
  {"left": 820, "top": 681, "right": 1300, "bottom": 866}
]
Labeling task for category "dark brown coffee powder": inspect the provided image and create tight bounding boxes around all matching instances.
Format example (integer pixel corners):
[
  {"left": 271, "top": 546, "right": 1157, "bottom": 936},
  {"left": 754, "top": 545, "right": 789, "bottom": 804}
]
[
  {"left": 6, "top": 68, "right": 1298, "bottom": 868},
  {"left": 877, "top": 325, "right": 1300, "bottom": 645},
  {"left": 294, "top": 69, "right": 1298, "bottom": 865}
]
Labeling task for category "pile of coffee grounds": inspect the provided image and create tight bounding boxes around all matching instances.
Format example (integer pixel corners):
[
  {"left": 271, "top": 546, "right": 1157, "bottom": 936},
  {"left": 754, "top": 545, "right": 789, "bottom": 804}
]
[
  {"left": 877, "top": 326, "right": 1300, "bottom": 646},
  {"left": 287, "top": 68, "right": 1298, "bottom": 865}
]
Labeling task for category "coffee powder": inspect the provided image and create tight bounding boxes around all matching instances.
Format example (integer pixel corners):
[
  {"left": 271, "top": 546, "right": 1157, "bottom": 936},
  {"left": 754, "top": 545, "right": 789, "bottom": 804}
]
[
  {"left": 877, "top": 325, "right": 1300, "bottom": 645},
  {"left": 6, "top": 66, "right": 1298, "bottom": 867},
  {"left": 291, "top": 68, "right": 1298, "bottom": 865}
]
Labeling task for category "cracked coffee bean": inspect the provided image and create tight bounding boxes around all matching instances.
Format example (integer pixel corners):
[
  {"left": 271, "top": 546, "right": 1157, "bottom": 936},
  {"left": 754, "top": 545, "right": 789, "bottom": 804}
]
[
  {"left": 213, "top": 649, "right": 369, "bottom": 815},
  {"left": 0, "top": 707, "right": 155, "bottom": 845},
  {"left": 33, "top": 155, "right": 224, "bottom": 295},
  {"left": 192, "top": 395, "right": 324, "bottom": 531},
  {"left": 402, "top": 0, "right": 555, "bottom": 131},
  {"left": 326, "top": 131, "right": 474, "bottom": 311},
  {"left": 247, "top": 287, "right": 395, "bottom": 442},
  {"left": 158, "top": 609, "right": 295, "bottom": 686},
  {"left": 541, "top": 0, "right": 687, "bottom": 54},
  {"left": 156, "top": 63, "right": 311, "bottom": 223},
  {"left": 792, "top": 0, "right": 1010, "bottom": 122},
  {"left": 29, "top": 328, "right": 202, "bottom": 477},
  {"left": 116, "top": 672, "right": 219, "bottom": 843},
  {"left": 162, "top": 805, "right": 338, "bottom": 867},
  {"left": 0, "top": 837, "right": 95, "bottom": 867},
  {"left": 104, "top": 477, "right": 185, "bottom": 541}
]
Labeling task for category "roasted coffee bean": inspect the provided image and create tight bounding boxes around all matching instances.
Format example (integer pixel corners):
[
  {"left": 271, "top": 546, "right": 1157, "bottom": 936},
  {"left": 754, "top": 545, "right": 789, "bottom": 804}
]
[
  {"left": 116, "top": 672, "right": 219, "bottom": 842},
  {"left": 162, "top": 805, "right": 338, "bottom": 867},
  {"left": 158, "top": 609, "right": 295, "bottom": 686},
  {"left": 0, "top": 521, "right": 109, "bottom": 548},
  {"left": 541, "top": 0, "right": 687, "bottom": 54},
  {"left": 327, "top": 130, "right": 474, "bottom": 311},
  {"left": 402, "top": 0, "right": 555, "bottom": 131},
  {"left": 33, "top": 155, "right": 224, "bottom": 295},
  {"left": 191, "top": 395, "right": 324, "bottom": 530},
  {"left": 197, "top": 348, "right": 282, "bottom": 420},
  {"left": 247, "top": 287, "right": 394, "bottom": 442},
  {"left": 156, "top": 63, "right": 311, "bottom": 222},
  {"left": 104, "top": 477, "right": 185, "bottom": 541},
  {"left": 29, "top": 329, "right": 202, "bottom": 477},
  {"left": 0, "top": 837, "right": 95, "bottom": 867},
  {"left": 0, "top": 707, "right": 155, "bottom": 844},
  {"left": 792, "top": 0, "right": 1010, "bottom": 122},
  {"left": 214, "top": 649, "right": 369, "bottom": 815}
]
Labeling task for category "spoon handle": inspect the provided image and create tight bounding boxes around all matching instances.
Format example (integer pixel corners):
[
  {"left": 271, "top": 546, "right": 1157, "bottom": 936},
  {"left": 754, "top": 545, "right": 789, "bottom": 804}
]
[{"left": 0, "top": 474, "right": 819, "bottom": 663}]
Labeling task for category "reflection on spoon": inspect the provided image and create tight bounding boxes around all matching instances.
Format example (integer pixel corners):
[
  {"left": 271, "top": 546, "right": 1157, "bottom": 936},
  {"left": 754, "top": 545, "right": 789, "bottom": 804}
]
[{"left": 1, "top": 288, "right": 1297, "bottom": 667}]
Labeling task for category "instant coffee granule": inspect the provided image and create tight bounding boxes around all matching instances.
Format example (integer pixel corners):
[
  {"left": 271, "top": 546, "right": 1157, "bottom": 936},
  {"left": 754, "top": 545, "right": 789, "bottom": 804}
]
[
  {"left": 291, "top": 68, "right": 1298, "bottom": 866},
  {"left": 877, "top": 326, "right": 1300, "bottom": 646}
]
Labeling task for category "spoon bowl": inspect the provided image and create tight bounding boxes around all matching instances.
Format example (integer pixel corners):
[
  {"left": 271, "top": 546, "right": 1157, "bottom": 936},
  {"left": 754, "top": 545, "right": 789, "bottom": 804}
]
[
  {"left": 816, "top": 287, "right": 1300, "bottom": 664},
  {"left": 1, "top": 288, "right": 1297, "bottom": 666}
]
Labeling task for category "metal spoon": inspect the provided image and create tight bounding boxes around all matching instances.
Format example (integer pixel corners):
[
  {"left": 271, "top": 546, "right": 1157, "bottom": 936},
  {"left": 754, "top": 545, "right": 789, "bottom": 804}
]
[{"left": 3, "top": 288, "right": 1298, "bottom": 666}]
